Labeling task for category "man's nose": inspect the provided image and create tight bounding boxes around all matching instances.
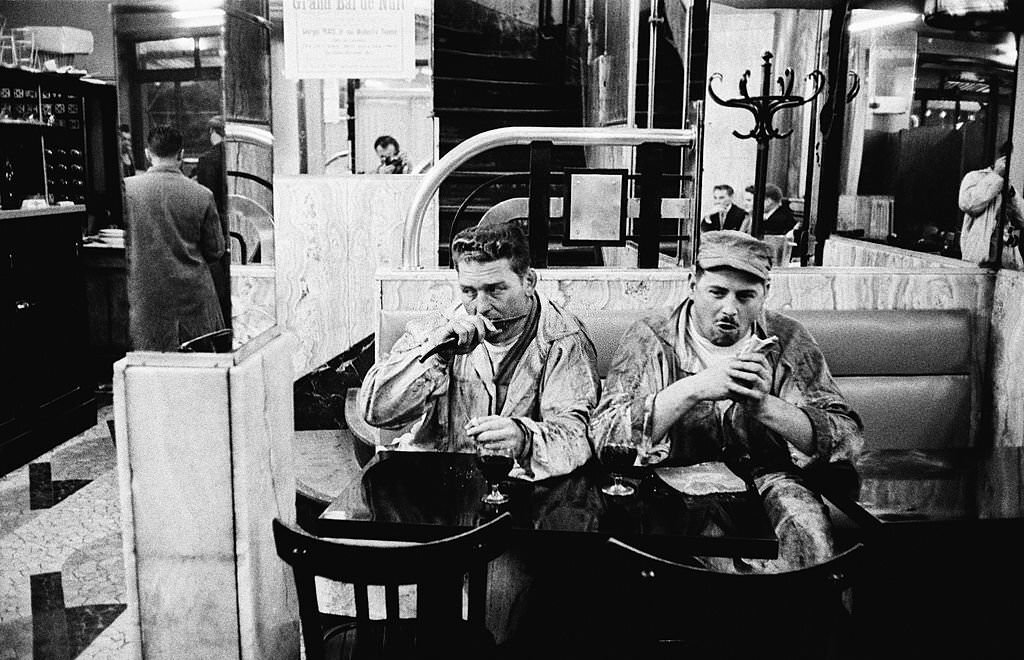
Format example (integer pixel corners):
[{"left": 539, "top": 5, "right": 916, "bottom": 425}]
[{"left": 720, "top": 295, "right": 738, "bottom": 316}]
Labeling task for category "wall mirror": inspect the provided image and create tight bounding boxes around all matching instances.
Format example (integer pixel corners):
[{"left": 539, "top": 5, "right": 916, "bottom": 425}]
[
  {"left": 112, "top": 0, "right": 276, "bottom": 352},
  {"left": 270, "top": 0, "right": 434, "bottom": 177},
  {"left": 703, "top": 1, "right": 829, "bottom": 267},
  {"left": 838, "top": 7, "right": 1018, "bottom": 260}
]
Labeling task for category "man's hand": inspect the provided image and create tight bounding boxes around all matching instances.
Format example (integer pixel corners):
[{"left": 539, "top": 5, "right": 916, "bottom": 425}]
[
  {"left": 686, "top": 364, "right": 740, "bottom": 402},
  {"left": 465, "top": 416, "right": 526, "bottom": 458},
  {"left": 426, "top": 315, "right": 498, "bottom": 356},
  {"left": 725, "top": 353, "right": 772, "bottom": 412}
]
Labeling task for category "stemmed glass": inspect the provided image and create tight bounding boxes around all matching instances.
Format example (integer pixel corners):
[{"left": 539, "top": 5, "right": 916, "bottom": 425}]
[
  {"left": 476, "top": 444, "right": 514, "bottom": 505},
  {"left": 599, "top": 437, "right": 639, "bottom": 496}
]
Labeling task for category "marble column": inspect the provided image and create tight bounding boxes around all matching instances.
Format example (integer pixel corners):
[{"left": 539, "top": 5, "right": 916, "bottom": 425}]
[{"left": 113, "top": 330, "right": 299, "bottom": 659}]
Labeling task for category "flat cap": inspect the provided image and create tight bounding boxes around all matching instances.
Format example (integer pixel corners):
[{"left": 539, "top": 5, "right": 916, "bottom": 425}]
[{"left": 697, "top": 230, "right": 772, "bottom": 282}]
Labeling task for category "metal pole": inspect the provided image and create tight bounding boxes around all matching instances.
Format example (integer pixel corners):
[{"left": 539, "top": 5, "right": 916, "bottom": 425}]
[
  {"left": 751, "top": 140, "right": 768, "bottom": 238},
  {"left": 646, "top": 1, "right": 661, "bottom": 128},
  {"left": 690, "top": 99, "right": 706, "bottom": 267}
]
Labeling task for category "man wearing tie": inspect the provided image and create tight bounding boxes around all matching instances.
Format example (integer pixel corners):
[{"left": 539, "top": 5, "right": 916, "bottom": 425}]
[{"left": 701, "top": 184, "right": 749, "bottom": 233}]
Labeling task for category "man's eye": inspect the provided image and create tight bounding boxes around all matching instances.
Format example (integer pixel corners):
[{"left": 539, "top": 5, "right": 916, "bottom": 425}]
[{"left": 461, "top": 288, "right": 477, "bottom": 298}]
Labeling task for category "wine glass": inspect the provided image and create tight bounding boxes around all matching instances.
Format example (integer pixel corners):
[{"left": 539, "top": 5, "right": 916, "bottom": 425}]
[
  {"left": 476, "top": 444, "right": 514, "bottom": 505},
  {"left": 599, "top": 438, "right": 639, "bottom": 496}
]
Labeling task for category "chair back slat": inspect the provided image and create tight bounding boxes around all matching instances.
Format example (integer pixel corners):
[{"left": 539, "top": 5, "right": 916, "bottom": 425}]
[
  {"left": 385, "top": 585, "right": 400, "bottom": 624},
  {"left": 467, "top": 565, "right": 487, "bottom": 625},
  {"left": 293, "top": 569, "right": 326, "bottom": 660},
  {"left": 354, "top": 583, "right": 370, "bottom": 622}
]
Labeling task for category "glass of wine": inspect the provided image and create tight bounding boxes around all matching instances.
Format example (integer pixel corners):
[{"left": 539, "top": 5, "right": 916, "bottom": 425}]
[
  {"left": 599, "top": 439, "right": 639, "bottom": 496},
  {"left": 476, "top": 443, "right": 514, "bottom": 505}
]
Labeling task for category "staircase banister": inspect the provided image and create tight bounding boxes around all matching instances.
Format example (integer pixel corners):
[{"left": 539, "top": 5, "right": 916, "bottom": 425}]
[{"left": 402, "top": 126, "right": 696, "bottom": 269}]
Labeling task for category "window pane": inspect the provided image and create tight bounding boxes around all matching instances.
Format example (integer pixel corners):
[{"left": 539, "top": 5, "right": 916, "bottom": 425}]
[
  {"left": 196, "top": 36, "right": 223, "bottom": 69},
  {"left": 136, "top": 38, "right": 196, "bottom": 71},
  {"left": 141, "top": 79, "right": 221, "bottom": 161}
]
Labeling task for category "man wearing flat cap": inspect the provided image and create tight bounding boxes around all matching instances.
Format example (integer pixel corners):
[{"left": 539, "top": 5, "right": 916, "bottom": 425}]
[{"left": 592, "top": 230, "right": 863, "bottom": 571}]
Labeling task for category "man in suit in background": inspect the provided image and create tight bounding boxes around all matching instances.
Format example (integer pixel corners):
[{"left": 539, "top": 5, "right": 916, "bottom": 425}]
[
  {"left": 701, "top": 184, "right": 749, "bottom": 233},
  {"left": 760, "top": 183, "right": 798, "bottom": 236}
]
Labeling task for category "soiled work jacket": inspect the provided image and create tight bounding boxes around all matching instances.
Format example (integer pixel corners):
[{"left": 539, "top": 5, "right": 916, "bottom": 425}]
[{"left": 360, "top": 294, "right": 601, "bottom": 481}]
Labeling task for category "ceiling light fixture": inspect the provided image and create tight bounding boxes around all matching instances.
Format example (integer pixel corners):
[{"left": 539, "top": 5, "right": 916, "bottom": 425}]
[
  {"left": 172, "top": 9, "right": 225, "bottom": 21},
  {"left": 849, "top": 11, "right": 921, "bottom": 33}
]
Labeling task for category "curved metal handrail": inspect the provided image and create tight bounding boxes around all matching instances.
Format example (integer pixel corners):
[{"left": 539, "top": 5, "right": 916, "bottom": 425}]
[
  {"left": 225, "top": 123, "right": 274, "bottom": 149},
  {"left": 401, "top": 126, "right": 696, "bottom": 268}
]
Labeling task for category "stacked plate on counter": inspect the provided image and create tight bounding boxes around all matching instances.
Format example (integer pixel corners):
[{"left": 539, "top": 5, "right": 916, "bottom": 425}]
[{"left": 98, "top": 228, "right": 125, "bottom": 247}]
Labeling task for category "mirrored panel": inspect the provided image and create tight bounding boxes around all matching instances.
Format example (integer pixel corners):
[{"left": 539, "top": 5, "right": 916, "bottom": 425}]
[
  {"left": 273, "top": 0, "right": 434, "bottom": 176},
  {"left": 704, "top": 1, "right": 827, "bottom": 266},
  {"left": 838, "top": 8, "right": 1018, "bottom": 261},
  {"left": 112, "top": 1, "right": 231, "bottom": 352}
]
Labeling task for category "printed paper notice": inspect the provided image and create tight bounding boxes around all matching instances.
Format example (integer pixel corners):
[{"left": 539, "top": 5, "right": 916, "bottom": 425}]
[{"left": 283, "top": 1, "right": 416, "bottom": 80}]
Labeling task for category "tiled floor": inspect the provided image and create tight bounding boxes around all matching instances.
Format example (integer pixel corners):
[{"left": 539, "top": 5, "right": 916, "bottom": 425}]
[{"left": 0, "top": 404, "right": 361, "bottom": 659}]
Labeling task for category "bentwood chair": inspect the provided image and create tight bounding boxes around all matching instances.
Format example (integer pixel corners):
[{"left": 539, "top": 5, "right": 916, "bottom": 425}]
[
  {"left": 602, "top": 538, "right": 867, "bottom": 660},
  {"left": 272, "top": 512, "right": 512, "bottom": 660}
]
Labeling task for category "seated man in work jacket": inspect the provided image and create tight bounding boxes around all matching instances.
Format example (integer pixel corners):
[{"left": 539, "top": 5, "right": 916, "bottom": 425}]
[
  {"left": 591, "top": 230, "right": 863, "bottom": 571},
  {"left": 360, "top": 221, "right": 600, "bottom": 480}
]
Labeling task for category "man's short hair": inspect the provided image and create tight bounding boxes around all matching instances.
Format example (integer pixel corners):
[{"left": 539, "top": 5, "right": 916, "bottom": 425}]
[
  {"left": 374, "top": 135, "right": 400, "bottom": 151},
  {"left": 744, "top": 185, "right": 755, "bottom": 195},
  {"left": 208, "top": 115, "right": 225, "bottom": 138},
  {"left": 119, "top": 123, "right": 131, "bottom": 134},
  {"left": 764, "top": 183, "right": 783, "bottom": 203},
  {"left": 713, "top": 184, "right": 735, "bottom": 197},
  {"left": 450, "top": 222, "right": 531, "bottom": 277},
  {"left": 146, "top": 125, "right": 183, "bottom": 158}
]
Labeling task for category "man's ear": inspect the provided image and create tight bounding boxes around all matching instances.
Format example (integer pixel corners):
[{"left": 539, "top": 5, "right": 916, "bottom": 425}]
[
  {"left": 524, "top": 268, "right": 538, "bottom": 290},
  {"left": 687, "top": 271, "right": 697, "bottom": 293}
]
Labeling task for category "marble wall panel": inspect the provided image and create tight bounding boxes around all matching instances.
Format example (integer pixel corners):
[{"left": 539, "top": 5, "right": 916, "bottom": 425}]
[
  {"left": 114, "top": 334, "right": 301, "bottom": 659},
  {"left": 119, "top": 365, "right": 239, "bottom": 659},
  {"left": 378, "top": 266, "right": 994, "bottom": 445},
  {"left": 112, "top": 363, "right": 142, "bottom": 660},
  {"left": 275, "top": 175, "right": 438, "bottom": 378},
  {"left": 232, "top": 265, "right": 278, "bottom": 350},
  {"left": 823, "top": 236, "right": 970, "bottom": 269},
  {"left": 229, "top": 334, "right": 300, "bottom": 659},
  {"left": 990, "top": 270, "right": 1024, "bottom": 447}
]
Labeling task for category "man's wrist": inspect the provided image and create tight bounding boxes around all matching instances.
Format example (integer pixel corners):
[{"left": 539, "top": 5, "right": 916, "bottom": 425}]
[{"left": 511, "top": 417, "right": 532, "bottom": 462}]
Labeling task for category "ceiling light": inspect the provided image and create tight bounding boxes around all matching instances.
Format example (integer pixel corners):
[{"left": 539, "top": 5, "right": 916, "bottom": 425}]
[
  {"left": 849, "top": 11, "right": 920, "bottom": 33},
  {"left": 172, "top": 9, "right": 225, "bottom": 21},
  {"left": 174, "top": 0, "right": 223, "bottom": 9}
]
